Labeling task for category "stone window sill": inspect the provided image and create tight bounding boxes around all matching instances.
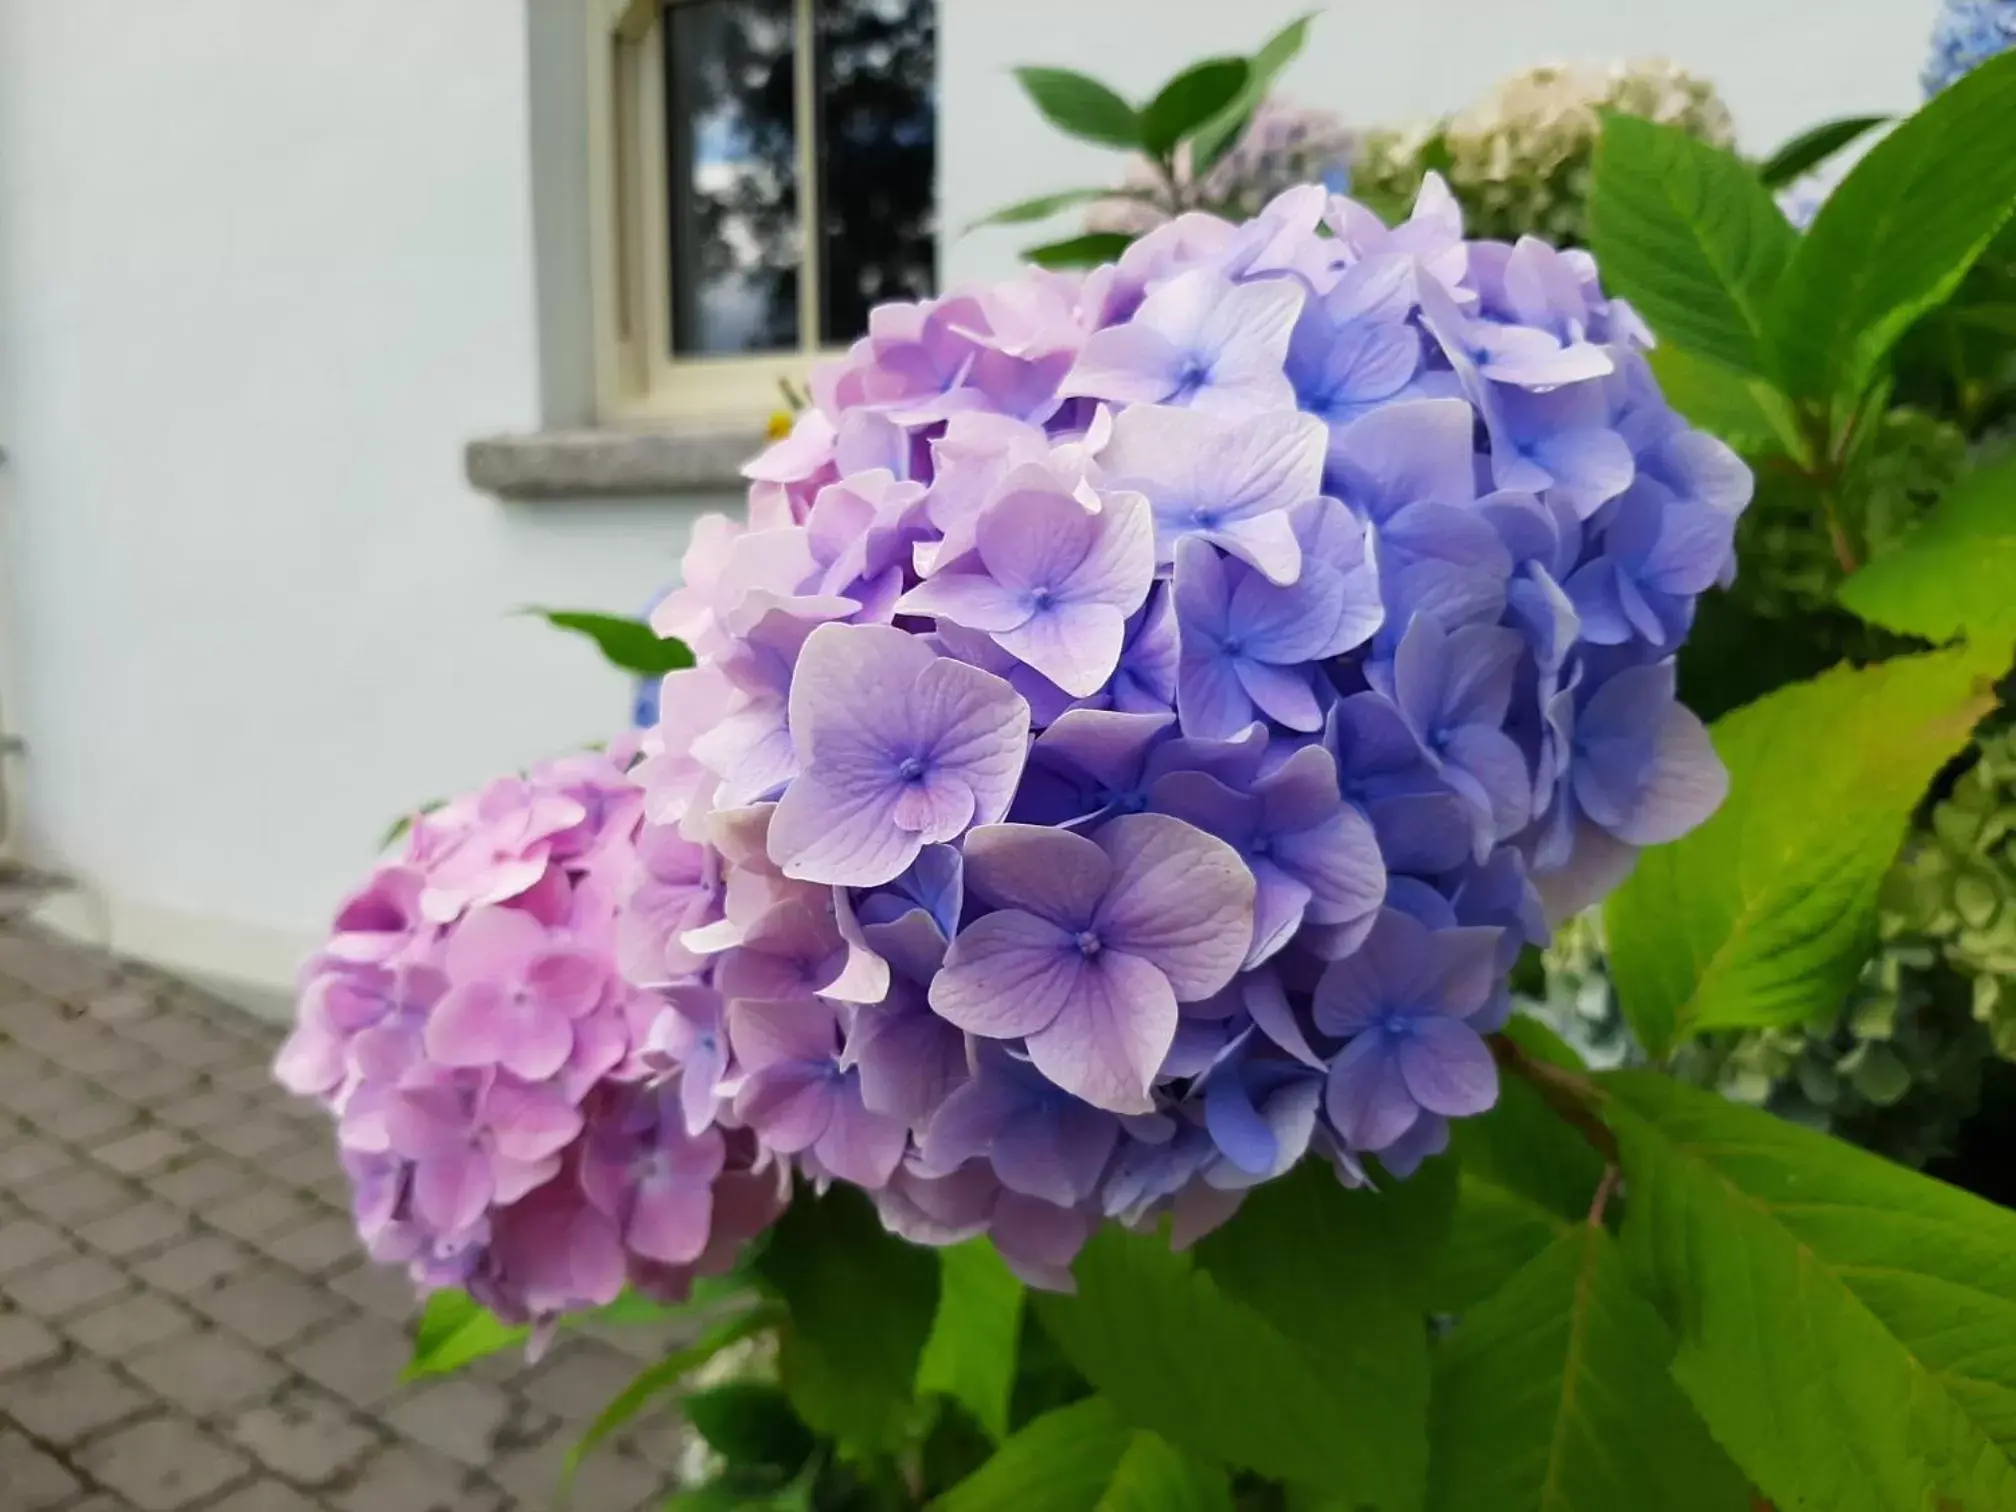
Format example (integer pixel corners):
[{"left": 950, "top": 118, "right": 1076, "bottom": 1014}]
[{"left": 465, "top": 423, "right": 767, "bottom": 500}]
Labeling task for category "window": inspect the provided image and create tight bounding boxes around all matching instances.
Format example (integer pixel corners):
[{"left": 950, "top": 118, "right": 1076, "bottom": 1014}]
[{"left": 590, "top": 0, "right": 938, "bottom": 423}]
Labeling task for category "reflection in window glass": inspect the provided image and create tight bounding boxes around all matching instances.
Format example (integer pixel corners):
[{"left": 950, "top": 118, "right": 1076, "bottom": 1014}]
[
  {"left": 815, "top": 0, "right": 937, "bottom": 344},
  {"left": 664, "top": 0, "right": 801, "bottom": 356}
]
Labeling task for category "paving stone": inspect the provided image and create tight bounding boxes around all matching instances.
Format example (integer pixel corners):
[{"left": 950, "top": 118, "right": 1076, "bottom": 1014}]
[
  {"left": 43, "top": 1028, "right": 147, "bottom": 1080},
  {"left": 518, "top": 1337, "right": 647, "bottom": 1419},
  {"left": 0, "top": 1217, "right": 69, "bottom": 1276},
  {"left": 4, "top": 1249, "right": 129, "bottom": 1319},
  {"left": 84, "top": 982, "right": 160, "bottom": 1025},
  {"left": 154, "top": 1090, "right": 252, "bottom": 1132},
  {"left": 382, "top": 1377, "right": 511, "bottom": 1467},
  {"left": 332, "top": 1444, "right": 503, "bottom": 1512},
  {"left": 228, "top": 1383, "right": 380, "bottom": 1487},
  {"left": 130, "top": 1235, "right": 252, "bottom": 1301},
  {"left": 206, "top": 1481, "right": 328, "bottom": 1512},
  {"left": 492, "top": 1429, "right": 665, "bottom": 1510},
  {"left": 207, "top": 1115, "right": 301, "bottom": 1164},
  {"left": 78, "top": 1413, "right": 251, "bottom": 1511},
  {"left": 0, "top": 1307, "right": 62, "bottom": 1373},
  {"left": 0, "top": 1138, "right": 75, "bottom": 1189},
  {"left": 62, "top": 1495, "right": 142, "bottom": 1512},
  {"left": 258, "top": 1213, "right": 359, "bottom": 1277},
  {"left": 67, "top": 1291, "right": 195, "bottom": 1357},
  {"left": 283, "top": 1315, "right": 411, "bottom": 1409},
  {"left": 0, "top": 1427, "right": 82, "bottom": 1509},
  {"left": 12, "top": 1070, "right": 97, "bottom": 1125},
  {"left": 0, "top": 1044, "right": 53, "bottom": 1094},
  {"left": 214, "top": 1060, "right": 285, "bottom": 1096},
  {"left": 327, "top": 1259, "right": 417, "bottom": 1323},
  {"left": 76, "top": 1198, "right": 191, "bottom": 1258},
  {"left": 99, "top": 1062, "right": 202, "bottom": 1107},
  {"left": 14, "top": 1166, "right": 134, "bottom": 1224},
  {"left": 188, "top": 1265, "right": 343, "bottom": 1349},
  {"left": 0, "top": 1354, "right": 149, "bottom": 1444},
  {"left": 37, "top": 1094, "right": 138, "bottom": 1146},
  {"left": 207, "top": 1187, "right": 316, "bottom": 1244},
  {"left": 0, "top": 930, "right": 119, "bottom": 997},
  {"left": 93, "top": 1128, "right": 194, "bottom": 1178},
  {"left": 124, "top": 1327, "right": 289, "bottom": 1417},
  {"left": 151, "top": 1156, "right": 251, "bottom": 1210}
]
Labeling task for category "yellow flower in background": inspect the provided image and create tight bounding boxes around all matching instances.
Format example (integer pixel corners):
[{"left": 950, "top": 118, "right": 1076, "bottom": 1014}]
[{"left": 766, "top": 409, "right": 794, "bottom": 441}]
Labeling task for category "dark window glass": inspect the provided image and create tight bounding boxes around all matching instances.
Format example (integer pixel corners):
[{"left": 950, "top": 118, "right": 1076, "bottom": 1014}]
[
  {"left": 813, "top": 0, "right": 938, "bottom": 344},
  {"left": 664, "top": 0, "right": 801, "bottom": 356}
]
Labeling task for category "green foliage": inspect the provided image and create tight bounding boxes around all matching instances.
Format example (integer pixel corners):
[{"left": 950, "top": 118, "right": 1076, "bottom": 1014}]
[
  {"left": 1604, "top": 1070, "right": 2016, "bottom": 1512},
  {"left": 405, "top": 1290, "right": 523, "bottom": 1380},
  {"left": 964, "top": 187, "right": 1129, "bottom": 232},
  {"left": 1023, "top": 232, "right": 1135, "bottom": 269},
  {"left": 525, "top": 607, "right": 694, "bottom": 677},
  {"left": 1187, "top": 13, "right": 1315, "bottom": 172},
  {"left": 1034, "top": 1216, "right": 1397, "bottom": 1494},
  {"left": 1432, "top": 1017, "right": 1606, "bottom": 1313},
  {"left": 755, "top": 1184, "right": 942, "bottom": 1455},
  {"left": 1839, "top": 451, "right": 2016, "bottom": 651},
  {"left": 683, "top": 1382, "right": 817, "bottom": 1474},
  {"left": 932, "top": 1396, "right": 1229, "bottom": 1512},
  {"left": 1588, "top": 115, "right": 1796, "bottom": 378},
  {"left": 1426, "top": 1225, "right": 1749, "bottom": 1512},
  {"left": 1769, "top": 50, "right": 2016, "bottom": 407},
  {"left": 1138, "top": 59, "right": 1249, "bottom": 160},
  {"left": 1008, "top": 67, "right": 1140, "bottom": 149},
  {"left": 1606, "top": 648, "right": 1996, "bottom": 1057},
  {"left": 1643, "top": 345, "right": 1799, "bottom": 455},
  {"left": 915, "top": 1241, "right": 1024, "bottom": 1444},
  {"left": 1755, "top": 113, "right": 1890, "bottom": 190}
]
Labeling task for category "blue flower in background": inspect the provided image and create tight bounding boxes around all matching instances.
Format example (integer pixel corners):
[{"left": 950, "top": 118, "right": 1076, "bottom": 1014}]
[
  {"left": 632, "top": 584, "right": 674, "bottom": 728},
  {"left": 1925, "top": 0, "right": 2016, "bottom": 96}
]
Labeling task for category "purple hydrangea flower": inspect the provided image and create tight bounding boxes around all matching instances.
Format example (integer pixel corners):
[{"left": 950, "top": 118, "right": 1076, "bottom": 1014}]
[
  {"left": 931, "top": 815, "right": 1255, "bottom": 1112},
  {"left": 729, "top": 996, "right": 908, "bottom": 1189},
  {"left": 1061, "top": 267, "right": 1305, "bottom": 417}
]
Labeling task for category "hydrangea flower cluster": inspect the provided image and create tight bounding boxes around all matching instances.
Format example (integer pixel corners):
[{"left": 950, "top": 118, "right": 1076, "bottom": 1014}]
[
  {"left": 616, "top": 174, "right": 1745, "bottom": 1284},
  {"left": 1925, "top": 0, "right": 2016, "bottom": 95},
  {"left": 275, "top": 746, "right": 787, "bottom": 1324}
]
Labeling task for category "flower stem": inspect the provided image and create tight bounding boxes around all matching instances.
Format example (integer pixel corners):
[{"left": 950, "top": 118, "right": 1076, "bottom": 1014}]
[{"left": 1486, "top": 1032, "right": 1619, "bottom": 1164}]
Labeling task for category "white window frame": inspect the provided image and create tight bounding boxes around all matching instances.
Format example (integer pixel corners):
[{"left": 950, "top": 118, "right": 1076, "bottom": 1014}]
[{"left": 587, "top": 0, "right": 832, "bottom": 425}]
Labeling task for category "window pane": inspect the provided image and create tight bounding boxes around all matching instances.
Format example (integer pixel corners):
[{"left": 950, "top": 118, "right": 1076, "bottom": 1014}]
[
  {"left": 664, "top": 0, "right": 801, "bottom": 356},
  {"left": 815, "top": 0, "right": 937, "bottom": 345}
]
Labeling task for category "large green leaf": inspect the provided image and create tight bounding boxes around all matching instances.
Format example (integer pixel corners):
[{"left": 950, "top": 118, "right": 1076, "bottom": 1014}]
[
  {"left": 1838, "top": 453, "right": 2016, "bottom": 651},
  {"left": 1604, "top": 1071, "right": 2016, "bottom": 1512},
  {"left": 405, "top": 1290, "right": 523, "bottom": 1380},
  {"left": 1769, "top": 50, "right": 2016, "bottom": 405},
  {"left": 1138, "top": 58, "right": 1249, "bottom": 160},
  {"left": 1588, "top": 114, "right": 1797, "bottom": 378},
  {"left": 1194, "top": 1160, "right": 1454, "bottom": 1511},
  {"left": 933, "top": 1396, "right": 1228, "bottom": 1512},
  {"left": 755, "top": 1184, "right": 941, "bottom": 1454},
  {"left": 1033, "top": 1223, "right": 1378, "bottom": 1492},
  {"left": 916, "top": 1241, "right": 1024, "bottom": 1443},
  {"left": 1427, "top": 1224, "right": 1748, "bottom": 1512},
  {"left": 1605, "top": 647, "right": 1995, "bottom": 1056},
  {"left": 1011, "top": 67, "right": 1141, "bottom": 149},
  {"left": 1432, "top": 1018, "right": 1605, "bottom": 1313},
  {"left": 1644, "top": 345, "right": 1802, "bottom": 458},
  {"left": 681, "top": 1382, "right": 815, "bottom": 1473},
  {"left": 1755, "top": 113, "right": 1890, "bottom": 190},
  {"left": 1024, "top": 232, "right": 1134, "bottom": 270},
  {"left": 1190, "top": 13, "right": 1318, "bottom": 172},
  {"left": 964, "top": 187, "right": 1136, "bottom": 232},
  {"left": 524, "top": 608, "right": 694, "bottom": 677}
]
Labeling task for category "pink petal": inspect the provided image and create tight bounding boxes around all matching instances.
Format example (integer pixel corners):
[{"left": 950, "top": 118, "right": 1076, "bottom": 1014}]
[
  {"left": 442, "top": 906, "right": 548, "bottom": 984},
  {"left": 412, "top": 1151, "right": 492, "bottom": 1233},
  {"left": 627, "top": 1183, "right": 716, "bottom": 1266}
]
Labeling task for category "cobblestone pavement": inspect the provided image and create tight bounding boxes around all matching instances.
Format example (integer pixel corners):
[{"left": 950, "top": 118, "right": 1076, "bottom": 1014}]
[{"left": 0, "top": 921, "right": 697, "bottom": 1511}]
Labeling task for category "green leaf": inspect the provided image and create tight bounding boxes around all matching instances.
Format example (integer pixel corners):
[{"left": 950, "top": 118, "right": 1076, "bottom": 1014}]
[
  {"left": 1644, "top": 345, "right": 1802, "bottom": 458},
  {"left": 1755, "top": 113, "right": 1890, "bottom": 189},
  {"left": 964, "top": 187, "right": 1134, "bottom": 232},
  {"left": 1427, "top": 1224, "right": 1749, "bottom": 1512},
  {"left": 1603, "top": 1070, "right": 2016, "bottom": 1512},
  {"left": 524, "top": 607, "right": 694, "bottom": 677},
  {"left": 1589, "top": 113, "right": 1798, "bottom": 378},
  {"left": 405, "top": 1291, "right": 524, "bottom": 1380},
  {"left": 1138, "top": 58, "right": 1249, "bottom": 160},
  {"left": 917, "top": 1241, "right": 1024, "bottom": 1443},
  {"left": 1838, "top": 453, "right": 2016, "bottom": 651},
  {"left": 932, "top": 1397, "right": 1227, "bottom": 1512},
  {"left": 1036, "top": 1166, "right": 1447, "bottom": 1499},
  {"left": 1023, "top": 232, "right": 1135, "bottom": 270},
  {"left": 564, "top": 1306, "right": 778, "bottom": 1481},
  {"left": 1605, "top": 647, "right": 1995, "bottom": 1056},
  {"left": 1432, "top": 1017, "right": 1605, "bottom": 1313},
  {"left": 755, "top": 1184, "right": 940, "bottom": 1455},
  {"left": 1193, "top": 1160, "right": 1452, "bottom": 1511},
  {"left": 1769, "top": 51, "right": 2016, "bottom": 404},
  {"left": 1011, "top": 67, "right": 1140, "bottom": 149},
  {"left": 1190, "top": 13, "right": 1318, "bottom": 172},
  {"left": 682, "top": 1382, "right": 815, "bottom": 1473}
]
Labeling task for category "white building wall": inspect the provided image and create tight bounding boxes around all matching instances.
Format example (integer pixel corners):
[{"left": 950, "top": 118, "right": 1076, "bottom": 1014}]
[{"left": 0, "top": 0, "right": 1935, "bottom": 1006}]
